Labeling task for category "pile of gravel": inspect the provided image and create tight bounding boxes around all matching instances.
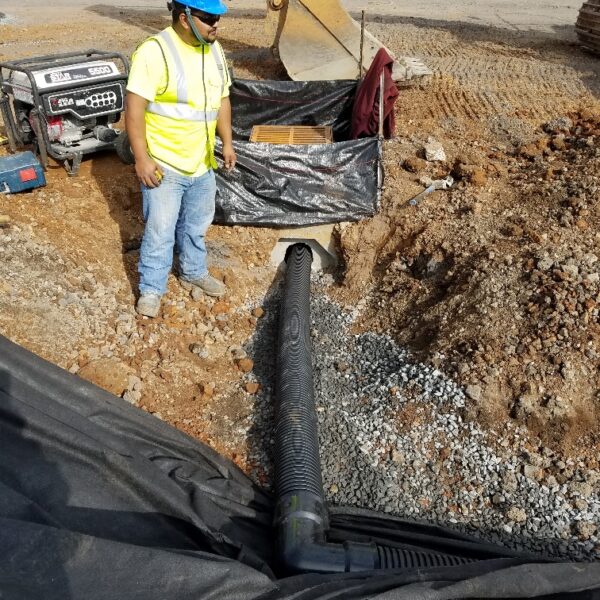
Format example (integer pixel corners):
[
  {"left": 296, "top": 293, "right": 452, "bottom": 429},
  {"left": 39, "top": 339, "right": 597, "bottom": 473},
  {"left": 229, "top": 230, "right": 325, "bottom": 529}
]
[{"left": 245, "top": 273, "right": 599, "bottom": 561}]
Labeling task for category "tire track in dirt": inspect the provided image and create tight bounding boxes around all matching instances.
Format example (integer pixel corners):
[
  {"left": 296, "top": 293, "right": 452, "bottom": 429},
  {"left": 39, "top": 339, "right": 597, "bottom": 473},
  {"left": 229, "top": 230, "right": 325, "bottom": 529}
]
[
  {"left": 421, "top": 60, "right": 593, "bottom": 125},
  {"left": 379, "top": 22, "right": 600, "bottom": 128}
]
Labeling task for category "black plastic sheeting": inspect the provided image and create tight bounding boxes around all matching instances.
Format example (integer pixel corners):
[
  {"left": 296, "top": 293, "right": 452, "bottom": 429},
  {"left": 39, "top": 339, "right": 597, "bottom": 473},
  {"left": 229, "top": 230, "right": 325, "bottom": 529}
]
[
  {"left": 213, "top": 79, "right": 380, "bottom": 227},
  {"left": 1, "top": 333, "right": 599, "bottom": 600}
]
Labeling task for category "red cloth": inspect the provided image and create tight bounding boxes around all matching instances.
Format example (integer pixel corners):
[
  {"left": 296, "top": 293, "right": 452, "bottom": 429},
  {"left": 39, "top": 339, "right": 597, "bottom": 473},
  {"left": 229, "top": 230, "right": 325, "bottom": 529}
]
[{"left": 351, "top": 48, "right": 398, "bottom": 139}]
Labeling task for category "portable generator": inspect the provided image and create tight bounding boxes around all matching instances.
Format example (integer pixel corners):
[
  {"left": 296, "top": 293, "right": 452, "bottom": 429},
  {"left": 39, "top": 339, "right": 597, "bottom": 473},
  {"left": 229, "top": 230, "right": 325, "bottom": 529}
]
[{"left": 0, "top": 50, "right": 130, "bottom": 175}]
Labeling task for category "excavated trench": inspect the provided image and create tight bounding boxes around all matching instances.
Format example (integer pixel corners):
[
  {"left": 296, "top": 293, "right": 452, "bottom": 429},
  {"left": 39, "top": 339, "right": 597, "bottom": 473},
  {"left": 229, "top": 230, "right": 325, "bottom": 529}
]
[{"left": 244, "top": 247, "right": 600, "bottom": 563}]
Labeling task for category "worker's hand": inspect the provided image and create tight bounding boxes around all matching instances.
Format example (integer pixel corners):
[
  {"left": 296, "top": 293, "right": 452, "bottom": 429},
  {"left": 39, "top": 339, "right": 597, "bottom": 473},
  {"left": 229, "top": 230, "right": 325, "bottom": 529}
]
[
  {"left": 222, "top": 142, "right": 236, "bottom": 172},
  {"left": 135, "top": 156, "right": 164, "bottom": 188}
]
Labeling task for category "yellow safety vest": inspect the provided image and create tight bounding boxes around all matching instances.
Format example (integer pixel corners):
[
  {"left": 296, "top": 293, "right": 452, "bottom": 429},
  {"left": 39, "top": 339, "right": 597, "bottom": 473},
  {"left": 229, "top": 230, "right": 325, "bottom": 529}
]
[{"left": 145, "top": 27, "right": 226, "bottom": 176}]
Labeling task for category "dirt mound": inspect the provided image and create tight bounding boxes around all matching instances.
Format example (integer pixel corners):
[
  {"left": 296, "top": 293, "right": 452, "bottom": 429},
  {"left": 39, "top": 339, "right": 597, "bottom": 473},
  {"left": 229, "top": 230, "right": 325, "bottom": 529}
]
[{"left": 338, "top": 111, "right": 600, "bottom": 455}]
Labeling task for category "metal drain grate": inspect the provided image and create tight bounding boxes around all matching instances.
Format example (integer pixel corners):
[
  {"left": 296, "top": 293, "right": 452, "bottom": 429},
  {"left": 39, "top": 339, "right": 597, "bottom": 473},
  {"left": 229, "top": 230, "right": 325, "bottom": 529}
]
[{"left": 249, "top": 125, "right": 333, "bottom": 145}]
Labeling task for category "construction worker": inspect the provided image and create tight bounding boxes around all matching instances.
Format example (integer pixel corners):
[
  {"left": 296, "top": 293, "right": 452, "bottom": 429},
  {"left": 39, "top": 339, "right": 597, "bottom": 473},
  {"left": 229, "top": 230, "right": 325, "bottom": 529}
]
[{"left": 126, "top": 0, "right": 236, "bottom": 318}]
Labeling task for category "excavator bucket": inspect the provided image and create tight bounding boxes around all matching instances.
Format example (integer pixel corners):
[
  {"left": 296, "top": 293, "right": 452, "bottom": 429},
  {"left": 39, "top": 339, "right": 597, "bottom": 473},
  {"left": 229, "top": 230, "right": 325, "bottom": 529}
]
[{"left": 267, "top": 0, "right": 431, "bottom": 82}]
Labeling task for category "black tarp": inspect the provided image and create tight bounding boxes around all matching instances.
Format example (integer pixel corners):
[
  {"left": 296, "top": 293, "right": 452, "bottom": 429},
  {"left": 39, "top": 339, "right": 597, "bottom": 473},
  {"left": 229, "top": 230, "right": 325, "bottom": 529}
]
[
  {"left": 1, "top": 333, "right": 599, "bottom": 600},
  {"left": 213, "top": 79, "right": 380, "bottom": 226}
]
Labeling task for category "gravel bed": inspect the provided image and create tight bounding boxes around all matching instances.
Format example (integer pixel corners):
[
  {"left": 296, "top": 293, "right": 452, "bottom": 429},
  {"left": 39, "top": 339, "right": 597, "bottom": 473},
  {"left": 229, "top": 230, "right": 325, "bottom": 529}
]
[{"left": 246, "top": 272, "right": 600, "bottom": 561}]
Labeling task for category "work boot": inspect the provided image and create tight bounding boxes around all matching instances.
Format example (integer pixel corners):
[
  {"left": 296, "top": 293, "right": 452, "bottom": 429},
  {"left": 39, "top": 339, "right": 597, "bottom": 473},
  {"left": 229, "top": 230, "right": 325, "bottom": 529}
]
[
  {"left": 180, "top": 274, "right": 226, "bottom": 298},
  {"left": 136, "top": 293, "right": 161, "bottom": 317}
]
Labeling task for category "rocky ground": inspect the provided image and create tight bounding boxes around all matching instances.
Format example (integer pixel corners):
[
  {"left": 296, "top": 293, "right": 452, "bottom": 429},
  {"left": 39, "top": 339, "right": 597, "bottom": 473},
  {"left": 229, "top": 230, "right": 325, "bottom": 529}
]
[
  {"left": 244, "top": 276, "right": 600, "bottom": 560},
  {"left": 0, "top": 1, "right": 599, "bottom": 560},
  {"left": 341, "top": 111, "right": 600, "bottom": 455},
  {"left": 313, "top": 287, "right": 600, "bottom": 561}
]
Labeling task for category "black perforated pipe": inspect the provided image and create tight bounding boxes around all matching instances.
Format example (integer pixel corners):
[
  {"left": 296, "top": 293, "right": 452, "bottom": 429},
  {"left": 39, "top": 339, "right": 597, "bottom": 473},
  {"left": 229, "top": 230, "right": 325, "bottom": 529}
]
[
  {"left": 274, "top": 243, "right": 472, "bottom": 574},
  {"left": 377, "top": 545, "right": 468, "bottom": 569},
  {"left": 274, "top": 243, "right": 323, "bottom": 504}
]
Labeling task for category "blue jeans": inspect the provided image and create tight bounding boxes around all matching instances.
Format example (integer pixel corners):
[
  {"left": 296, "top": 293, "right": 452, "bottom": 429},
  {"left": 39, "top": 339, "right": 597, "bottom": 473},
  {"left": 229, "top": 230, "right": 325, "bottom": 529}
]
[{"left": 139, "top": 168, "right": 216, "bottom": 296}]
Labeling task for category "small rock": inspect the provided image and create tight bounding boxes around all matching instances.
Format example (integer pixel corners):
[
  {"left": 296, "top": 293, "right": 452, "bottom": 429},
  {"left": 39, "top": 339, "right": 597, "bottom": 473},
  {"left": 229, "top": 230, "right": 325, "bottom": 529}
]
[
  {"left": 190, "top": 343, "right": 209, "bottom": 359},
  {"left": 523, "top": 464, "right": 544, "bottom": 481},
  {"left": 506, "top": 224, "right": 524, "bottom": 237},
  {"left": 465, "top": 384, "right": 482, "bottom": 402},
  {"left": 190, "top": 287, "right": 204, "bottom": 302},
  {"left": 122, "top": 389, "right": 141, "bottom": 405},
  {"left": 199, "top": 382, "right": 216, "bottom": 397},
  {"left": 232, "top": 347, "right": 247, "bottom": 360},
  {"left": 391, "top": 449, "right": 405, "bottom": 464},
  {"left": 403, "top": 156, "right": 427, "bottom": 173},
  {"left": 537, "top": 257, "right": 554, "bottom": 271},
  {"left": 570, "top": 481, "right": 593, "bottom": 498},
  {"left": 237, "top": 358, "right": 254, "bottom": 373},
  {"left": 127, "top": 374, "right": 142, "bottom": 391},
  {"left": 244, "top": 382, "right": 260, "bottom": 394},
  {"left": 574, "top": 520, "right": 597, "bottom": 540},
  {"left": 211, "top": 301, "right": 231, "bottom": 315},
  {"left": 252, "top": 307, "right": 265, "bottom": 318},
  {"left": 336, "top": 361, "right": 349, "bottom": 372},
  {"left": 469, "top": 167, "right": 487, "bottom": 187},
  {"left": 576, "top": 219, "right": 589, "bottom": 231},
  {"left": 223, "top": 272, "right": 237, "bottom": 288},
  {"left": 543, "top": 117, "right": 573, "bottom": 134},
  {"left": 562, "top": 264, "right": 579, "bottom": 278},
  {"left": 506, "top": 507, "right": 527, "bottom": 523},
  {"left": 78, "top": 358, "right": 132, "bottom": 396},
  {"left": 424, "top": 139, "right": 446, "bottom": 162}
]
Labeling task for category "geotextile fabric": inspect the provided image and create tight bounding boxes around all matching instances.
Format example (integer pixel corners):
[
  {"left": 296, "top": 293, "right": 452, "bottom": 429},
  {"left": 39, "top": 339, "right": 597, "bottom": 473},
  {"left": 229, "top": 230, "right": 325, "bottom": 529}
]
[
  {"left": 213, "top": 79, "right": 380, "bottom": 226},
  {"left": 1, "top": 334, "right": 599, "bottom": 599}
]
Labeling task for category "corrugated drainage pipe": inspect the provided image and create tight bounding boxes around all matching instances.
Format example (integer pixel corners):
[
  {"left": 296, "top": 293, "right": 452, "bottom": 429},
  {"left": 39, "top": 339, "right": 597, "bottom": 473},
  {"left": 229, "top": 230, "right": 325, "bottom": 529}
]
[{"left": 274, "top": 243, "right": 472, "bottom": 574}]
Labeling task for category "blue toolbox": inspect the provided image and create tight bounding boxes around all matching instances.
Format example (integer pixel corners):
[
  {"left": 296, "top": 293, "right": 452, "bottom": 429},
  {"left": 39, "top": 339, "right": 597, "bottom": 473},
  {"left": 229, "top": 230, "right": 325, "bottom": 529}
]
[{"left": 0, "top": 151, "right": 46, "bottom": 194}]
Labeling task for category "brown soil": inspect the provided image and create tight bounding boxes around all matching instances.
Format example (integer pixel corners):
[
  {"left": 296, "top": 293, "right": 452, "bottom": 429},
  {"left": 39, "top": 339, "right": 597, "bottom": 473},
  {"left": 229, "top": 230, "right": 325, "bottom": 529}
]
[
  {"left": 1, "top": 5, "right": 599, "bottom": 467},
  {"left": 334, "top": 20, "right": 600, "bottom": 456}
]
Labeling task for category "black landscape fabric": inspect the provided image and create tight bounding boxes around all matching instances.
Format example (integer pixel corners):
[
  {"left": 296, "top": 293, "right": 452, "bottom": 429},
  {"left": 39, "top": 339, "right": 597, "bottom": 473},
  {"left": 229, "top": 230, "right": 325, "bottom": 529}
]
[
  {"left": 214, "top": 79, "right": 380, "bottom": 226},
  {"left": 0, "top": 333, "right": 599, "bottom": 599}
]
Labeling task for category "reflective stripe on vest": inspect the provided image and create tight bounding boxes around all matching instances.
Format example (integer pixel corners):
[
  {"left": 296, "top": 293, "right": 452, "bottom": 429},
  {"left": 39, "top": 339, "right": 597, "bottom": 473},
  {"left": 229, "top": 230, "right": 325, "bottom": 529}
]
[
  {"left": 147, "top": 103, "right": 219, "bottom": 121},
  {"left": 209, "top": 42, "right": 226, "bottom": 97},
  {"left": 157, "top": 29, "right": 188, "bottom": 104},
  {"left": 146, "top": 30, "right": 224, "bottom": 122}
]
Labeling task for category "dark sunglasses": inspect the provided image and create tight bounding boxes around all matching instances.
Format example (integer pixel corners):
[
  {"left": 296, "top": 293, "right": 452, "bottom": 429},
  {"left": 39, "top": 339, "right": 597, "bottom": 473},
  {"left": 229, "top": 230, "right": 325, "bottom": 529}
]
[{"left": 191, "top": 12, "right": 220, "bottom": 27}]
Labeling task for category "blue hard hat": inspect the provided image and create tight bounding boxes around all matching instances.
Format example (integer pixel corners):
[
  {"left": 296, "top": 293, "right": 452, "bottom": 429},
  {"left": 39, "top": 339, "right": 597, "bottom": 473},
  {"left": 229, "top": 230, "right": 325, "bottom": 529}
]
[{"left": 177, "top": 0, "right": 228, "bottom": 15}]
